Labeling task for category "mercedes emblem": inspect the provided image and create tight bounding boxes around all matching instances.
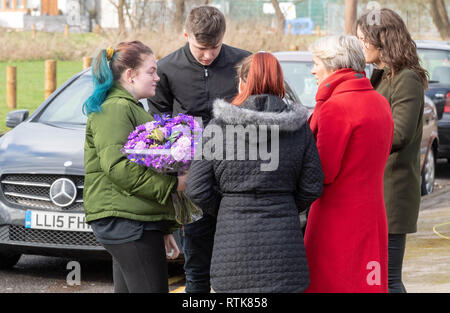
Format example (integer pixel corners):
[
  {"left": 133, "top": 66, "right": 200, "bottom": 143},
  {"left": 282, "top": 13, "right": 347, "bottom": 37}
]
[{"left": 49, "top": 178, "right": 77, "bottom": 207}]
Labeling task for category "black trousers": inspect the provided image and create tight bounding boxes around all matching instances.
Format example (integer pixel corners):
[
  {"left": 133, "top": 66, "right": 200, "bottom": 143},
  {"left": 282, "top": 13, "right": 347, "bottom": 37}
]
[
  {"left": 102, "top": 230, "right": 168, "bottom": 293},
  {"left": 388, "top": 233, "right": 407, "bottom": 293},
  {"left": 181, "top": 214, "right": 216, "bottom": 293}
]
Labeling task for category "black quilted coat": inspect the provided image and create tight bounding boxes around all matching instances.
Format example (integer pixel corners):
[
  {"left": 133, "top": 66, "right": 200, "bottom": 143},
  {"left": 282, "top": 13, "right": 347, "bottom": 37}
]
[{"left": 186, "top": 94, "right": 324, "bottom": 293}]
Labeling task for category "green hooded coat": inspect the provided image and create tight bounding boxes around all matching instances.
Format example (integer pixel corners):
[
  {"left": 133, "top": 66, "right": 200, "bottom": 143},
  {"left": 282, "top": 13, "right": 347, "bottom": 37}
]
[{"left": 83, "top": 83, "right": 179, "bottom": 231}]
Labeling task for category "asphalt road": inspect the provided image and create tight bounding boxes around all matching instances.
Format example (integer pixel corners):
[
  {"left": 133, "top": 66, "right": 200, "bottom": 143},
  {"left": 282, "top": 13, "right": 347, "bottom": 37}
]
[
  {"left": 1, "top": 159, "right": 450, "bottom": 293},
  {"left": 0, "top": 255, "right": 186, "bottom": 293}
]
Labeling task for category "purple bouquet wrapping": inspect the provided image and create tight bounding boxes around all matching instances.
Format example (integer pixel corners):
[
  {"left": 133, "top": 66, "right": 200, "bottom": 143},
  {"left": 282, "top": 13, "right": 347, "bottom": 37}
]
[{"left": 121, "top": 113, "right": 203, "bottom": 224}]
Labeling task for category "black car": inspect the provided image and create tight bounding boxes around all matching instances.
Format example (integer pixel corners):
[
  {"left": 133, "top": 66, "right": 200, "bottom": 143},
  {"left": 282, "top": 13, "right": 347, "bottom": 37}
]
[
  {"left": 417, "top": 41, "right": 450, "bottom": 162},
  {"left": 0, "top": 68, "right": 301, "bottom": 269},
  {"left": 0, "top": 69, "right": 108, "bottom": 269}
]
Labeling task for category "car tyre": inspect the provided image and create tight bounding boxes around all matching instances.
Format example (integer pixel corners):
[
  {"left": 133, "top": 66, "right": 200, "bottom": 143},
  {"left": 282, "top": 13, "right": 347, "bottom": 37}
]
[
  {"left": 0, "top": 251, "right": 21, "bottom": 269},
  {"left": 421, "top": 148, "right": 436, "bottom": 196}
]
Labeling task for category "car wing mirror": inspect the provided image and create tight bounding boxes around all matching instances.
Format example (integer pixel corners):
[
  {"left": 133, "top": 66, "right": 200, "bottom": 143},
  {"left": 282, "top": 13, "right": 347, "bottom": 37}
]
[{"left": 6, "top": 110, "right": 29, "bottom": 128}]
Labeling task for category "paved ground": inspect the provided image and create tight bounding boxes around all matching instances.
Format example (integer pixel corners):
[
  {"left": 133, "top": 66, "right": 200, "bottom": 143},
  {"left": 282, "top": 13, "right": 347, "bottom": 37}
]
[
  {"left": 1, "top": 160, "right": 449, "bottom": 293},
  {"left": 403, "top": 182, "right": 450, "bottom": 293}
]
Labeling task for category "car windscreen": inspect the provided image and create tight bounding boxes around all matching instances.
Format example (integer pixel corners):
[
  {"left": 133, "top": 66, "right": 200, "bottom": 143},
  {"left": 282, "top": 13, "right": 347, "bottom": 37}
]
[
  {"left": 418, "top": 48, "right": 450, "bottom": 85},
  {"left": 279, "top": 61, "right": 317, "bottom": 109},
  {"left": 37, "top": 73, "right": 93, "bottom": 125},
  {"left": 280, "top": 60, "right": 374, "bottom": 109}
]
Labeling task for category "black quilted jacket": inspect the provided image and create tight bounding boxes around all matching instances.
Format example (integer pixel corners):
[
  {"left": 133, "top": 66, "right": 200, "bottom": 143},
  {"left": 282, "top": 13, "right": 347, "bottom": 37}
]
[{"left": 186, "top": 94, "right": 324, "bottom": 293}]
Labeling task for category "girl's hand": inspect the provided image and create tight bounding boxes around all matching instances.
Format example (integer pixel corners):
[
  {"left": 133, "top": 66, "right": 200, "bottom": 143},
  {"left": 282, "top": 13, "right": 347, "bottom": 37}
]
[
  {"left": 164, "top": 234, "right": 180, "bottom": 260},
  {"left": 177, "top": 172, "right": 188, "bottom": 191}
]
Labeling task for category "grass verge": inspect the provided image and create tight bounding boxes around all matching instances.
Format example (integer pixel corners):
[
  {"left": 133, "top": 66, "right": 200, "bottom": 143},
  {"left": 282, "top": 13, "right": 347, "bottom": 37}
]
[{"left": 0, "top": 60, "right": 83, "bottom": 133}]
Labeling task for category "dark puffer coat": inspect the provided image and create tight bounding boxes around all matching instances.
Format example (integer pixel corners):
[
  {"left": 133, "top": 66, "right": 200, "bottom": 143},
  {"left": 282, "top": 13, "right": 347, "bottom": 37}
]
[{"left": 186, "top": 94, "right": 324, "bottom": 293}]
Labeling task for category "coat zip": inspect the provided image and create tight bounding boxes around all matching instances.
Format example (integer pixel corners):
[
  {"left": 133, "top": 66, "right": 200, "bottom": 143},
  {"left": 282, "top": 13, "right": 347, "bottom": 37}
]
[{"left": 204, "top": 67, "right": 210, "bottom": 100}]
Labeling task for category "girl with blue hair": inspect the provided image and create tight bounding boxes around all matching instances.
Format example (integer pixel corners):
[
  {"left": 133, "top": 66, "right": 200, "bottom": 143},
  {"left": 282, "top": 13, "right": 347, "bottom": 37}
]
[{"left": 83, "top": 41, "right": 186, "bottom": 293}]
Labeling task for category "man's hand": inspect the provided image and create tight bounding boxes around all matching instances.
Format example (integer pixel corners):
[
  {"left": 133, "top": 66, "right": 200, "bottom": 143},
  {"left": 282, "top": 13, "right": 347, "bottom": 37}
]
[{"left": 164, "top": 234, "right": 180, "bottom": 260}]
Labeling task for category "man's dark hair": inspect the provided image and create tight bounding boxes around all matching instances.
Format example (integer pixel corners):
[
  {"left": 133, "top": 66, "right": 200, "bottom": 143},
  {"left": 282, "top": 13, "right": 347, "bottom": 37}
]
[{"left": 185, "top": 6, "right": 226, "bottom": 47}]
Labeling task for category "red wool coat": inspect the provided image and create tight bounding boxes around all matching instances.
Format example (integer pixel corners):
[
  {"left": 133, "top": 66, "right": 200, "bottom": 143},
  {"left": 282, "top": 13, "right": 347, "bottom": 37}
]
[{"left": 305, "top": 69, "right": 394, "bottom": 293}]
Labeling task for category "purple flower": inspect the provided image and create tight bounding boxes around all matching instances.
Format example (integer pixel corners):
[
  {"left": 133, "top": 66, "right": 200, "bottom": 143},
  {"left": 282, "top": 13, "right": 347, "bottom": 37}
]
[{"left": 122, "top": 113, "right": 203, "bottom": 173}]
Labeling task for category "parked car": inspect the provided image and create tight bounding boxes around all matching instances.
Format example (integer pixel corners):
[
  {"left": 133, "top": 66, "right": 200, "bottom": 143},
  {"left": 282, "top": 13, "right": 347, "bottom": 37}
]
[
  {"left": 274, "top": 51, "right": 439, "bottom": 196},
  {"left": 0, "top": 67, "right": 301, "bottom": 269},
  {"left": 416, "top": 41, "right": 450, "bottom": 163}
]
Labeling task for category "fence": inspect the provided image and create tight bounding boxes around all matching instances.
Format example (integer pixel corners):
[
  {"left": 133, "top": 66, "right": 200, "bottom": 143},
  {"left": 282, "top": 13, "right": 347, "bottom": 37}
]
[
  {"left": 5, "top": 57, "right": 92, "bottom": 109},
  {"left": 210, "top": 0, "right": 447, "bottom": 39}
]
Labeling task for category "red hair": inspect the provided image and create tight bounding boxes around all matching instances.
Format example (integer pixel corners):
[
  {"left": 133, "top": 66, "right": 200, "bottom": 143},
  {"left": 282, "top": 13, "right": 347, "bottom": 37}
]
[{"left": 232, "top": 52, "right": 285, "bottom": 106}]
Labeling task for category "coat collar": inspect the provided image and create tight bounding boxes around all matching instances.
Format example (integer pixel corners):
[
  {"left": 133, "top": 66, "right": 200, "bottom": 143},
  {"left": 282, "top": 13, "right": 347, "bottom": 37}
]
[
  {"left": 309, "top": 68, "right": 373, "bottom": 137},
  {"left": 105, "top": 82, "right": 141, "bottom": 107},
  {"left": 370, "top": 66, "right": 390, "bottom": 89},
  {"left": 315, "top": 68, "right": 373, "bottom": 103},
  {"left": 212, "top": 94, "right": 309, "bottom": 132}
]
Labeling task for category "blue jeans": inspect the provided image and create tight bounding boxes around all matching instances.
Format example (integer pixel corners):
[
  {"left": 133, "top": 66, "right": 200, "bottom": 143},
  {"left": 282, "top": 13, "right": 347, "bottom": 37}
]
[{"left": 180, "top": 214, "right": 216, "bottom": 293}]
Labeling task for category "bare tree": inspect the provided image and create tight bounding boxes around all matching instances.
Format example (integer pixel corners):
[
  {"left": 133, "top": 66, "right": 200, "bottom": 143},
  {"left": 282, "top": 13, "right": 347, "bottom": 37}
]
[
  {"left": 108, "top": 0, "right": 127, "bottom": 35},
  {"left": 174, "top": 0, "right": 186, "bottom": 33},
  {"left": 429, "top": 0, "right": 450, "bottom": 40},
  {"left": 361, "top": 0, "right": 449, "bottom": 40},
  {"left": 124, "top": 1, "right": 135, "bottom": 31},
  {"left": 124, "top": 0, "right": 155, "bottom": 32},
  {"left": 270, "top": 0, "right": 285, "bottom": 34},
  {"left": 345, "top": 0, "right": 358, "bottom": 34}
]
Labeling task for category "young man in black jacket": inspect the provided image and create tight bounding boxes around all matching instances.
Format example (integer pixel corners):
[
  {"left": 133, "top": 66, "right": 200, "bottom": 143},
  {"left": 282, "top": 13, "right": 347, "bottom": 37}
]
[{"left": 148, "top": 6, "right": 250, "bottom": 293}]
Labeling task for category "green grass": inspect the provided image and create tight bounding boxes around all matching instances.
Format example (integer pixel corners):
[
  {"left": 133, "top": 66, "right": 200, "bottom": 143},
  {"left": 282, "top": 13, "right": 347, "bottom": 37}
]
[{"left": 0, "top": 60, "right": 83, "bottom": 133}]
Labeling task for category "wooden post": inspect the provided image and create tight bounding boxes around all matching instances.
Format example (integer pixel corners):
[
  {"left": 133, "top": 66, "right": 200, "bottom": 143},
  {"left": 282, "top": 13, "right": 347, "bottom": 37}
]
[
  {"left": 287, "top": 23, "right": 292, "bottom": 35},
  {"left": 94, "top": 24, "right": 101, "bottom": 34},
  {"left": 64, "top": 24, "right": 69, "bottom": 37},
  {"left": 45, "top": 60, "right": 56, "bottom": 99},
  {"left": 6, "top": 66, "right": 17, "bottom": 109},
  {"left": 32, "top": 24, "right": 36, "bottom": 39},
  {"left": 316, "top": 25, "right": 321, "bottom": 36},
  {"left": 83, "top": 57, "right": 92, "bottom": 69}
]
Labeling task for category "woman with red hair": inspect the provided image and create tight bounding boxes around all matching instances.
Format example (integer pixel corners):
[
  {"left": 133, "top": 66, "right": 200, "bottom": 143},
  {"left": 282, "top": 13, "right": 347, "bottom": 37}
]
[{"left": 186, "top": 52, "right": 324, "bottom": 292}]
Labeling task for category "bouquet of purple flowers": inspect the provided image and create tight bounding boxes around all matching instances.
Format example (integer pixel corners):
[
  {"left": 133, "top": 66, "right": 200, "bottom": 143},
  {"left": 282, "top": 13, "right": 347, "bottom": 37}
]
[{"left": 121, "top": 113, "right": 203, "bottom": 224}]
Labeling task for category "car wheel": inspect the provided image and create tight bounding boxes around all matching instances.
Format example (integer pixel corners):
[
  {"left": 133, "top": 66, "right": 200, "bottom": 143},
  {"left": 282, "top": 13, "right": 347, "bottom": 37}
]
[
  {"left": 0, "top": 251, "right": 21, "bottom": 269},
  {"left": 421, "top": 148, "right": 436, "bottom": 196}
]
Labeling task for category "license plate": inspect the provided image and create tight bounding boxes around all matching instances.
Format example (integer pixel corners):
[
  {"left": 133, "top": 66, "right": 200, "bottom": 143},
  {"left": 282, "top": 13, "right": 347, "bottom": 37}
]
[{"left": 25, "top": 210, "right": 92, "bottom": 232}]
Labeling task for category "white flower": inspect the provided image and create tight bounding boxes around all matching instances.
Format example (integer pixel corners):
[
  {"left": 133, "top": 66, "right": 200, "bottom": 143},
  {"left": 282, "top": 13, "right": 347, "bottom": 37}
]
[
  {"left": 145, "top": 121, "right": 157, "bottom": 132},
  {"left": 171, "top": 136, "right": 192, "bottom": 161},
  {"left": 134, "top": 141, "right": 147, "bottom": 150}
]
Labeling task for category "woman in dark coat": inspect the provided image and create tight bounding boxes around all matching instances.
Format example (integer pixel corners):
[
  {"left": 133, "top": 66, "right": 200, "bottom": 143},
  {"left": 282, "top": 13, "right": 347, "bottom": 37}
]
[
  {"left": 186, "top": 52, "right": 324, "bottom": 293},
  {"left": 357, "top": 9, "right": 429, "bottom": 293}
]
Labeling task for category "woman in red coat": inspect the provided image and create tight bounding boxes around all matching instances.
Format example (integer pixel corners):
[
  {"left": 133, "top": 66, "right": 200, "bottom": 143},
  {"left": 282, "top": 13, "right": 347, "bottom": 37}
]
[{"left": 304, "top": 35, "right": 394, "bottom": 293}]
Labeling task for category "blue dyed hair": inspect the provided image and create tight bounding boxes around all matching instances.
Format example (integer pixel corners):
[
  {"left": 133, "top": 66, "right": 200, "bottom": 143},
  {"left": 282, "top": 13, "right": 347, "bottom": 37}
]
[
  {"left": 82, "top": 49, "right": 114, "bottom": 115},
  {"left": 82, "top": 41, "right": 153, "bottom": 116}
]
